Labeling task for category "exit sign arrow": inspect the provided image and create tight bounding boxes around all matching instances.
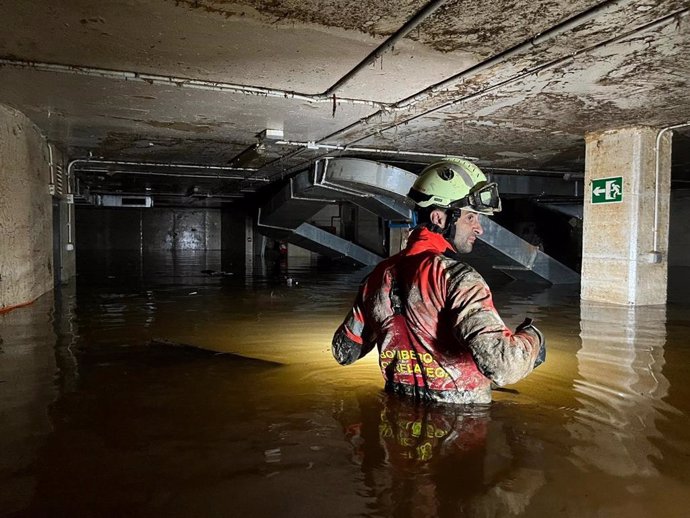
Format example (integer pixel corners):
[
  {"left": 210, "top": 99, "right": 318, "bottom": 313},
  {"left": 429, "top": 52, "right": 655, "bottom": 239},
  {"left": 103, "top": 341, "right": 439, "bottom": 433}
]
[{"left": 591, "top": 177, "right": 623, "bottom": 204}]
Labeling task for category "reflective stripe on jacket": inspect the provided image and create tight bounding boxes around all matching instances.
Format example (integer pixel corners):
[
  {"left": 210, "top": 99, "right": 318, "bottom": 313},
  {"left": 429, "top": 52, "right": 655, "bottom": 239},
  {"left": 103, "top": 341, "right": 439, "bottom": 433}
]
[{"left": 332, "top": 226, "right": 542, "bottom": 404}]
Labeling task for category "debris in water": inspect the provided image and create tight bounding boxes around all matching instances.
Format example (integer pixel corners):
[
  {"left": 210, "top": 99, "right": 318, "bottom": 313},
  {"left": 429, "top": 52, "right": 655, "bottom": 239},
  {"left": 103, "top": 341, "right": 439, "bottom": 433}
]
[
  {"left": 201, "top": 269, "right": 233, "bottom": 276},
  {"left": 264, "top": 448, "right": 282, "bottom": 463}
]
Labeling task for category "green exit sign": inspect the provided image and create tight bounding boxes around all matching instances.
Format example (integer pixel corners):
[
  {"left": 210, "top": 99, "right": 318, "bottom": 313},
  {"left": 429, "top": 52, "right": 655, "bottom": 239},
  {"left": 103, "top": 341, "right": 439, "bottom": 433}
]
[{"left": 591, "top": 176, "right": 623, "bottom": 204}]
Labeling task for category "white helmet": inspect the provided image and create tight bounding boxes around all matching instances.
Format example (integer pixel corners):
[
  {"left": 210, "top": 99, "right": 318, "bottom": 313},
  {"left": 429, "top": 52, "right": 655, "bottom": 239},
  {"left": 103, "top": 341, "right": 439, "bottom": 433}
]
[{"left": 408, "top": 158, "right": 501, "bottom": 214}]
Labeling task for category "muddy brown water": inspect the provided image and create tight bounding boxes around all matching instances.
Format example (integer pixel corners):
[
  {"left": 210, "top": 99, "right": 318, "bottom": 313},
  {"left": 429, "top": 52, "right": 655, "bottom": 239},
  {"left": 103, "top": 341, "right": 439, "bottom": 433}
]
[{"left": 2, "top": 252, "right": 690, "bottom": 517}]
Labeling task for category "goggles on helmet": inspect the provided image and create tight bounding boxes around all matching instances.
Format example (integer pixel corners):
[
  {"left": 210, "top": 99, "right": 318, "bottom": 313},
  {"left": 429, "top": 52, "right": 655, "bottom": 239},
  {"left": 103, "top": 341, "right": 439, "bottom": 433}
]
[{"left": 449, "top": 182, "right": 501, "bottom": 214}]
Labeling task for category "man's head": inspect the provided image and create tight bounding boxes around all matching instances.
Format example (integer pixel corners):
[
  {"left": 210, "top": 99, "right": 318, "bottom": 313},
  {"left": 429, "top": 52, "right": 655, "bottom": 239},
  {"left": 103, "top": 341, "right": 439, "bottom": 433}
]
[
  {"left": 408, "top": 158, "right": 501, "bottom": 253},
  {"left": 428, "top": 208, "right": 483, "bottom": 253}
]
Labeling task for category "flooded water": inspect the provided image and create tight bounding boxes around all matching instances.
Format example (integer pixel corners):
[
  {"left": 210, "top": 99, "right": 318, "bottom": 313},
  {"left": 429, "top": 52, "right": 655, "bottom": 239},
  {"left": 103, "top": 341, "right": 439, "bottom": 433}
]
[{"left": 2, "top": 251, "right": 690, "bottom": 517}]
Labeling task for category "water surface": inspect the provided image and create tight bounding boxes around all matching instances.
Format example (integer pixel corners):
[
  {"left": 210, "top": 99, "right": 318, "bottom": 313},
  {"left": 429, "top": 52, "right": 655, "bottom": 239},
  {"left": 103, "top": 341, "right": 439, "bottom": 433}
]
[{"left": 2, "top": 251, "right": 690, "bottom": 517}]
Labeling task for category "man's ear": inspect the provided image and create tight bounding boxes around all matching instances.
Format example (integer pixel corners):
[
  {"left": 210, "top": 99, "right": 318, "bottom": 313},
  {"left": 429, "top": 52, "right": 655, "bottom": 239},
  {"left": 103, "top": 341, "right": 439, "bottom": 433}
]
[{"left": 429, "top": 209, "right": 447, "bottom": 229}]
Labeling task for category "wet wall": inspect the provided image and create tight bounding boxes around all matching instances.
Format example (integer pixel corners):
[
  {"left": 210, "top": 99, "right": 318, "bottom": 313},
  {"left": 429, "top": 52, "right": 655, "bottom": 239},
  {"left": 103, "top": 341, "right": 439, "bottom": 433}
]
[
  {"left": 76, "top": 206, "right": 222, "bottom": 251},
  {"left": 0, "top": 104, "right": 53, "bottom": 310}
]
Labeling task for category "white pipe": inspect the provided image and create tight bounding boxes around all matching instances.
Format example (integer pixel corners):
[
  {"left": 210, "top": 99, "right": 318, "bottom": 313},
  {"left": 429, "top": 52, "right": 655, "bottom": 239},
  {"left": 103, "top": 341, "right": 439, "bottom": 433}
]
[
  {"left": 0, "top": 1, "right": 449, "bottom": 107},
  {"left": 273, "top": 7, "right": 689, "bottom": 178},
  {"left": 47, "top": 143, "right": 55, "bottom": 187},
  {"left": 484, "top": 166, "right": 584, "bottom": 178},
  {"left": 396, "top": 0, "right": 632, "bottom": 110},
  {"left": 67, "top": 158, "right": 270, "bottom": 186},
  {"left": 323, "top": 0, "right": 450, "bottom": 97},
  {"left": 275, "top": 140, "right": 477, "bottom": 160},
  {"left": 89, "top": 190, "right": 244, "bottom": 199},
  {"left": 0, "top": 58, "right": 387, "bottom": 108},
  {"left": 653, "top": 121, "right": 690, "bottom": 252},
  {"left": 77, "top": 169, "right": 255, "bottom": 181},
  {"left": 67, "top": 158, "right": 259, "bottom": 174},
  {"left": 317, "top": 7, "right": 689, "bottom": 158},
  {"left": 67, "top": 203, "right": 73, "bottom": 245}
]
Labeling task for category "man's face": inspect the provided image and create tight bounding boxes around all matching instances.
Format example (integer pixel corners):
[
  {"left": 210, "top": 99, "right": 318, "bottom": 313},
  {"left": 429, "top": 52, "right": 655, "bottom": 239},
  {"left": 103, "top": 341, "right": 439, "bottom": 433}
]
[{"left": 452, "top": 210, "right": 483, "bottom": 253}]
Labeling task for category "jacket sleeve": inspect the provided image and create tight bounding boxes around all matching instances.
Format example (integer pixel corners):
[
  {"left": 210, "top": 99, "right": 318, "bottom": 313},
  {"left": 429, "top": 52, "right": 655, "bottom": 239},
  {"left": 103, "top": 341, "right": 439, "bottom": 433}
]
[
  {"left": 446, "top": 267, "right": 543, "bottom": 386},
  {"left": 332, "top": 283, "right": 375, "bottom": 365}
]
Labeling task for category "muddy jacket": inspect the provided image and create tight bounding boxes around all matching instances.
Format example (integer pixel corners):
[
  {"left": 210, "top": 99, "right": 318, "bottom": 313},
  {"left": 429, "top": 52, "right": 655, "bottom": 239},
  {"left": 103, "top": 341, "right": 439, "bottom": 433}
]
[{"left": 332, "top": 227, "right": 543, "bottom": 404}]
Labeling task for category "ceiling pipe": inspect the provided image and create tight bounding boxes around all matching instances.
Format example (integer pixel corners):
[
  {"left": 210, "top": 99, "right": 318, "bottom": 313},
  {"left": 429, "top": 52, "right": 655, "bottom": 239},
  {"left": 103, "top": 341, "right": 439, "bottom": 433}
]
[
  {"left": 397, "top": 0, "right": 630, "bottom": 110},
  {"left": 321, "top": 0, "right": 450, "bottom": 97},
  {"left": 85, "top": 190, "right": 244, "bottom": 199},
  {"left": 333, "top": 7, "right": 690, "bottom": 146},
  {"left": 7, "top": 1, "right": 684, "bottom": 187},
  {"left": 484, "top": 167, "right": 584, "bottom": 179},
  {"left": 653, "top": 121, "right": 690, "bottom": 255},
  {"left": 274, "top": 140, "right": 477, "bottom": 160},
  {"left": 0, "top": 0, "right": 447, "bottom": 107},
  {"left": 47, "top": 143, "right": 56, "bottom": 188},
  {"left": 77, "top": 169, "right": 255, "bottom": 180},
  {"left": 68, "top": 158, "right": 269, "bottom": 179},
  {"left": 0, "top": 57, "right": 387, "bottom": 108},
  {"left": 271, "top": 5, "right": 688, "bottom": 178}
]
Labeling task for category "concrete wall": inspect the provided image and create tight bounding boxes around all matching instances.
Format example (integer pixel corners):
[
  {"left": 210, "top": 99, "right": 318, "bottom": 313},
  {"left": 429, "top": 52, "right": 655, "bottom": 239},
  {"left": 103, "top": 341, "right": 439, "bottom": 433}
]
[
  {"left": 76, "top": 207, "right": 221, "bottom": 251},
  {"left": 0, "top": 104, "right": 53, "bottom": 311}
]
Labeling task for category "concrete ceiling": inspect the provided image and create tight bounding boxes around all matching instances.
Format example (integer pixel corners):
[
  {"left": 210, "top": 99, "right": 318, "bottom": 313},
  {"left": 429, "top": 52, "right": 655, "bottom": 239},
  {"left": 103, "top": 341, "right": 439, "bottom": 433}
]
[{"left": 1, "top": 0, "right": 688, "bottom": 204}]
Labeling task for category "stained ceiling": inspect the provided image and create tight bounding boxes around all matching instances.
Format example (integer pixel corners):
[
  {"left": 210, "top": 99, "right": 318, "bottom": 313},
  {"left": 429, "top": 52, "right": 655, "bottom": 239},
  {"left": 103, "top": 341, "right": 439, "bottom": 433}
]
[{"left": 0, "top": 0, "right": 688, "bottom": 205}]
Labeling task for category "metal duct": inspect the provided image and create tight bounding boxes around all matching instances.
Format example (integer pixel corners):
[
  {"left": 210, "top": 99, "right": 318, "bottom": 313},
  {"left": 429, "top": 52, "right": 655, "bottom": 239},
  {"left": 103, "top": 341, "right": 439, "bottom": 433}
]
[
  {"left": 258, "top": 157, "right": 580, "bottom": 282},
  {"left": 94, "top": 194, "right": 154, "bottom": 208}
]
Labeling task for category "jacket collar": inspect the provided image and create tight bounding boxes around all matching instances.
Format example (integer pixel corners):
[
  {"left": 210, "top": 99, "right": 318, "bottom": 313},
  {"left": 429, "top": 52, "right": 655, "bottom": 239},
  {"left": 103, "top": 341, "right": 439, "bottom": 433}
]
[{"left": 404, "top": 226, "right": 454, "bottom": 256}]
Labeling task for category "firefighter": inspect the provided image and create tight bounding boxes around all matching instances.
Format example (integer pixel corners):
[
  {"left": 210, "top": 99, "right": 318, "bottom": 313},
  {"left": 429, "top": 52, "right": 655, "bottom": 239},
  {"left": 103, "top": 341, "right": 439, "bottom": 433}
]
[{"left": 331, "top": 158, "right": 546, "bottom": 404}]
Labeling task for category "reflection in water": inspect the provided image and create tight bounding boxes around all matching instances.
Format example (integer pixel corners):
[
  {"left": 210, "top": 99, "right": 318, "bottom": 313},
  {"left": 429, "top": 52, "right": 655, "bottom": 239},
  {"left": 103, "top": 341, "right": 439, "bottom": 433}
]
[
  {"left": 2, "top": 251, "right": 690, "bottom": 517},
  {"left": 0, "top": 294, "right": 58, "bottom": 515},
  {"left": 572, "top": 303, "right": 672, "bottom": 477},
  {"left": 335, "top": 394, "right": 545, "bottom": 518}
]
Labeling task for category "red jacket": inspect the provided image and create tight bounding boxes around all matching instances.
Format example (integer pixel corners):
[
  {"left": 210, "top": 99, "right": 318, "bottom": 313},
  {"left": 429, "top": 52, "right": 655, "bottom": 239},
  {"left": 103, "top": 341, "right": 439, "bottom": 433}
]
[{"left": 332, "top": 227, "right": 542, "bottom": 404}]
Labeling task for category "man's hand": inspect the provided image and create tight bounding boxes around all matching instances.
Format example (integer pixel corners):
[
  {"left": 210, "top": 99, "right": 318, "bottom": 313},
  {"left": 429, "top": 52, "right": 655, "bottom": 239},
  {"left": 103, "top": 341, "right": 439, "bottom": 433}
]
[{"left": 516, "top": 318, "right": 546, "bottom": 368}]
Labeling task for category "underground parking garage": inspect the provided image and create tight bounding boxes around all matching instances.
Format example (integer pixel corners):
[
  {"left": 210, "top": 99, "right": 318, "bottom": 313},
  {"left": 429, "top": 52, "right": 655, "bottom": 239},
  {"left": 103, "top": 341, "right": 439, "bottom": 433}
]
[{"left": 2, "top": 0, "right": 690, "bottom": 516}]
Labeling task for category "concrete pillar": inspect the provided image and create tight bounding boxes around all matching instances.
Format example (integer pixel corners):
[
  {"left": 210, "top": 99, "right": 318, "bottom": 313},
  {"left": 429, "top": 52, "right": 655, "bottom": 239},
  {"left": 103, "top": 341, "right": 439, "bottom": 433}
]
[
  {"left": 581, "top": 127, "right": 672, "bottom": 305},
  {"left": 0, "top": 105, "right": 53, "bottom": 311},
  {"left": 56, "top": 199, "right": 77, "bottom": 283},
  {"left": 245, "top": 214, "right": 254, "bottom": 272},
  {"left": 49, "top": 145, "right": 76, "bottom": 284}
]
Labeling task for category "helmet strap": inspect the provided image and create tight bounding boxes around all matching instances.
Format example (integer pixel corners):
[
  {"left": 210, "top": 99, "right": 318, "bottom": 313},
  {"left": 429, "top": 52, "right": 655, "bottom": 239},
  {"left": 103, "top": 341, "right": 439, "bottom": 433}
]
[
  {"left": 423, "top": 208, "right": 458, "bottom": 251},
  {"left": 424, "top": 221, "right": 445, "bottom": 235},
  {"left": 442, "top": 209, "right": 459, "bottom": 251}
]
